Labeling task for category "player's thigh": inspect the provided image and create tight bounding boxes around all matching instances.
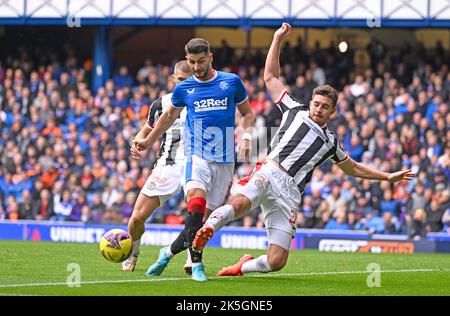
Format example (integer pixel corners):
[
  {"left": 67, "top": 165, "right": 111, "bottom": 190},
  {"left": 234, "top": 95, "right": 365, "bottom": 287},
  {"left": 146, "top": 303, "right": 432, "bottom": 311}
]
[
  {"left": 184, "top": 156, "right": 210, "bottom": 200},
  {"left": 267, "top": 228, "right": 294, "bottom": 252},
  {"left": 206, "top": 162, "right": 234, "bottom": 210},
  {"left": 260, "top": 184, "right": 299, "bottom": 250},
  {"left": 139, "top": 165, "right": 183, "bottom": 214},
  {"left": 229, "top": 164, "right": 271, "bottom": 214},
  {"left": 261, "top": 164, "right": 302, "bottom": 239},
  {"left": 142, "top": 165, "right": 182, "bottom": 195},
  {"left": 261, "top": 200, "right": 297, "bottom": 242}
]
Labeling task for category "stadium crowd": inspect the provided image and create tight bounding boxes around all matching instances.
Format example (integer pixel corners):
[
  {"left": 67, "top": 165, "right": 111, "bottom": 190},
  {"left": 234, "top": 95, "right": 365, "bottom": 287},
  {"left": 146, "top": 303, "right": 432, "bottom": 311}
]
[{"left": 0, "top": 38, "right": 449, "bottom": 238}]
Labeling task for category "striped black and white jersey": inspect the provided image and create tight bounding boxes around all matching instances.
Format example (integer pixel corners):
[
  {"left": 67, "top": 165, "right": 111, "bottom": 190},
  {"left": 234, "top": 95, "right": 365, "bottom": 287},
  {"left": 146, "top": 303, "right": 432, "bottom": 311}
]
[
  {"left": 147, "top": 93, "right": 186, "bottom": 166},
  {"left": 267, "top": 90, "right": 349, "bottom": 192}
]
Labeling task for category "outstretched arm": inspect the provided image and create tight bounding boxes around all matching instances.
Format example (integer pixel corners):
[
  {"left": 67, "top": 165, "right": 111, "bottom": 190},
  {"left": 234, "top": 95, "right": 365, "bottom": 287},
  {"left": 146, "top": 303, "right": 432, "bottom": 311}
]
[
  {"left": 338, "top": 157, "right": 416, "bottom": 183},
  {"left": 134, "top": 105, "right": 182, "bottom": 151},
  {"left": 130, "top": 124, "right": 152, "bottom": 160},
  {"left": 263, "top": 23, "right": 291, "bottom": 101}
]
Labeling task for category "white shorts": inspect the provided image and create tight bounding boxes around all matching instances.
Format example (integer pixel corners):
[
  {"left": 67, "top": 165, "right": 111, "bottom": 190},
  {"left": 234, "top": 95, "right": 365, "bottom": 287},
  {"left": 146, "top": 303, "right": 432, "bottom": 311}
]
[
  {"left": 140, "top": 164, "right": 183, "bottom": 205},
  {"left": 230, "top": 161, "right": 302, "bottom": 249},
  {"left": 184, "top": 155, "right": 234, "bottom": 210}
]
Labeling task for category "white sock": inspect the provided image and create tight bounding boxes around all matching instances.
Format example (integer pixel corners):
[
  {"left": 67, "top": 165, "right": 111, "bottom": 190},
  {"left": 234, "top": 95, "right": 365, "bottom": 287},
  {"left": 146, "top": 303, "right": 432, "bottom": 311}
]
[
  {"left": 205, "top": 204, "right": 235, "bottom": 231},
  {"left": 241, "top": 255, "right": 271, "bottom": 274},
  {"left": 132, "top": 239, "right": 141, "bottom": 256},
  {"left": 186, "top": 250, "right": 192, "bottom": 265},
  {"left": 192, "top": 262, "right": 203, "bottom": 267},
  {"left": 165, "top": 246, "right": 174, "bottom": 259}
]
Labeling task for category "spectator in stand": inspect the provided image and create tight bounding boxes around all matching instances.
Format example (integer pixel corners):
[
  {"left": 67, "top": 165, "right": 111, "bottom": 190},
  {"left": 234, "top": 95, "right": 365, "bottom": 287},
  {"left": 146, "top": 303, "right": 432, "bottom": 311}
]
[
  {"left": 120, "top": 191, "right": 136, "bottom": 225},
  {"left": 52, "top": 189, "right": 73, "bottom": 222},
  {"left": 325, "top": 209, "right": 350, "bottom": 230},
  {"left": 249, "top": 91, "right": 269, "bottom": 115},
  {"left": 113, "top": 66, "right": 133, "bottom": 89},
  {"left": 380, "top": 189, "right": 401, "bottom": 217},
  {"left": 407, "top": 182, "right": 427, "bottom": 215},
  {"left": 6, "top": 199, "right": 20, "bottom": 221},
  {"left": 87, "top": 192, "right": 104, "bottom": 218},
  {"left": 18, "top": 190, "right": 34, "bottom": 219},
  {"left": 425, "top": 199, "right": 445, "bottom": 233},
  {"left": 125, "top": 89, "right": 149, "bottom": 122},
  {"left": 314, "top": 211, "right": 331, "bottom": 229},
  {"left": 70, "top": 193, "right": 87, "bottom": 222},
  {"left": 357, "top": 210, "right": 384, "bottom": 233},
  {"left": 346, "top": 134, "right": 365, "bottom": 162},
  {"left": 299, "top": 196, "right": 316, "bottom": 229},
  {"left": 350, "top": 74, "right": 366, "bottom": 98},
  {"left": 382, "top": 212, "right": 398, "bottom": 234},
  {"left": 407, "top": 208, "right": 427, "bottom": 239},
  {"left": 291, "top": 75, "right": 313, "bottom": 103}
]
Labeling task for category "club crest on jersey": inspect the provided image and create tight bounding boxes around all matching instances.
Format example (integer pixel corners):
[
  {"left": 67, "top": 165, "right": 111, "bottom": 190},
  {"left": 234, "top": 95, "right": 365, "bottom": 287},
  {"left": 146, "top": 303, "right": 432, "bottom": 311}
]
[
  {"left": 289, "top": 210, "right": 296, "bottom": 224},
  {"left": 219, "top": 81, "right": 229, "bottom": 91}
]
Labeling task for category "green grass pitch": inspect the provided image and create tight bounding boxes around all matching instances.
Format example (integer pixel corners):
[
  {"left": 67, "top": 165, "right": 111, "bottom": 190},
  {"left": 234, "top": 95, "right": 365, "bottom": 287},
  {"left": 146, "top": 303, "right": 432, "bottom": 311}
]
[{"left": 1, "top": 241, "right": 450, "bottom": 296}]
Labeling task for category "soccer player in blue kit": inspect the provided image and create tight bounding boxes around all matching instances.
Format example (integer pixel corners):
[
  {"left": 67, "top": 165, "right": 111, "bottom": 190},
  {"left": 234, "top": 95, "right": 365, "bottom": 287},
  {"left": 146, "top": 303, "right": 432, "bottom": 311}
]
[{"left": 134, "top": 38, "right": 255, "bottom": 281}]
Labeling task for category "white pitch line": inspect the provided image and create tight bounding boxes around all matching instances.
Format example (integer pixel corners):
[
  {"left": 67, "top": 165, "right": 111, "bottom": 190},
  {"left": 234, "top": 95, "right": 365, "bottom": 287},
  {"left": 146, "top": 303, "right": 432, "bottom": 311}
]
[
  {"left": 0, "top": 293, "right": 43, "bottom": 296},
  {"left": 0, "top": 268, "right": 449, "bottom": 289},
  {"left": 255, "top": 268, "right": 450, "bottom": 278}
]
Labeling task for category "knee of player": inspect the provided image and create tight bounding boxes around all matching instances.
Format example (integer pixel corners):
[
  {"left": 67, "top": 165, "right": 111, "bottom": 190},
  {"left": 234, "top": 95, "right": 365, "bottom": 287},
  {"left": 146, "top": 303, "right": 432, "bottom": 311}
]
[
  {"left": 187, "top": 196, "right": 207, "bottom": 213},
  {"left": 267, "top": 253, "right": 287, "bottom": 271},
  {"left": 130, "top": 213, "right": 146, "bottom": 225},
  {"left": 229, "top": 195, "right": 251, "bottom": 214}
]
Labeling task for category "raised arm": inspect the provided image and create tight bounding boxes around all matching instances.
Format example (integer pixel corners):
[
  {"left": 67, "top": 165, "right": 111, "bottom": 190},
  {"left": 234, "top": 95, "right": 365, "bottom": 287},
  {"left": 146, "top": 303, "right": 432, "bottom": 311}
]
[
  {"left": 263, "top": 23, "right": 292, "bottom": 101},
  {"left": 338, "top": 156, "right": 416, "bottom": 183}
]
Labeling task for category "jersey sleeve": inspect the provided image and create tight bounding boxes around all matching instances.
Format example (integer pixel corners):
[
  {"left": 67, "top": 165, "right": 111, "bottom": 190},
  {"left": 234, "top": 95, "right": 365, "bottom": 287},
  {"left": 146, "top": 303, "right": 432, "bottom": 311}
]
[
  {"left": 146, "top": 98, "right": 163, "bottom": 128},
  {"left": 274, "top": 89, "right": 308, "bottom": 113},
  {"left": 234, "top": 76, "right": 248, "bottom": 105},
  {"left": 329, "top": 140, "right": 349, "bottom": 165},
  {"left": 171, "top": 85, "right": 185, "bottom": 109}
]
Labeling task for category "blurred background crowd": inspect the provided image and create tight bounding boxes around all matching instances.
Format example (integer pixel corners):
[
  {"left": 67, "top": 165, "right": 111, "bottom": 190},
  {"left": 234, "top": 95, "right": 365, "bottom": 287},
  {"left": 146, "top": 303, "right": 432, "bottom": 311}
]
[{"left": 0, "top": 38, "right": 449, "bottom": 239}]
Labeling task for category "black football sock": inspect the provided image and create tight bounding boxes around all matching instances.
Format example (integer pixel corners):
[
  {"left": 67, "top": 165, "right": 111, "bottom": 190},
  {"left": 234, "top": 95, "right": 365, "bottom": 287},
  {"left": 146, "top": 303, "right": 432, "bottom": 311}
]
[
  {"left": 185, "top": 211, "right": 204, "bottom": 263},
  {"left": 169, "top": 229, "right": 188, "bottom": 255}
]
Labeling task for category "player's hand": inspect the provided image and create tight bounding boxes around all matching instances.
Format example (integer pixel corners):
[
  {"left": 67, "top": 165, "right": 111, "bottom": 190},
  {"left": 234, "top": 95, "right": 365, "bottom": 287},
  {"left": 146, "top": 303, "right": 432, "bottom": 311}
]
[
  {"left": 274, "top": 23, "right": 291, "bottom": 40},
  {"left": 387, "top": 169, "right": 416, "bottom": 183},
  {"left": 130, "top": 143, "right": 144, "bottom": 160},
  {"left": 133, "top": 138, "right": 151, "bottom": 151}
]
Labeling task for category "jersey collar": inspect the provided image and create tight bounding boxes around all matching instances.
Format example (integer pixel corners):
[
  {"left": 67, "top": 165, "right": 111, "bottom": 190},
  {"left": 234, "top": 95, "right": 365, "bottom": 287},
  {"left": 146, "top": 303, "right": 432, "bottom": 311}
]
[{"left": 193, "top": 69, "right": 218, "bottom": 83}]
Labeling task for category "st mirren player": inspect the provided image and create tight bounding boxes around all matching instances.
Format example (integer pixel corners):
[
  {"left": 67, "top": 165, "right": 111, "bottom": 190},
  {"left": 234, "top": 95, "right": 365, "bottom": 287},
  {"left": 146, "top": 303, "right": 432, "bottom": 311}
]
[{"left": 192, "top": 23, "right": 416, "bottom": 277}]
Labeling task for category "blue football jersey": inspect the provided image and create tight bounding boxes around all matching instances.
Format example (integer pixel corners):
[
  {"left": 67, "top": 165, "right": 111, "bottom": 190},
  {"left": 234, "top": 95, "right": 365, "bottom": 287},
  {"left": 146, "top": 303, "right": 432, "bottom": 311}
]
[{"left": 171, "top": 71, "right": 247, "bottom": 163}]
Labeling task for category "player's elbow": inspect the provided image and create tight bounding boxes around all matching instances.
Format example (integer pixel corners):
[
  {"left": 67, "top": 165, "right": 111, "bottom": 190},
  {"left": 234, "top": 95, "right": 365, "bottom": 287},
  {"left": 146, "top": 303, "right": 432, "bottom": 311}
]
[
  {"left": 342, "top": 161, "right": 361, "bottom": 177},
  {"left": 165, "top": 108, "right": 179, "bottom": 124},
  {"left": 263, "top": 72, "right": 274, "bottom": 84},
  {"left": 165, "top": 110, "right": 174, "bottom": 121}
]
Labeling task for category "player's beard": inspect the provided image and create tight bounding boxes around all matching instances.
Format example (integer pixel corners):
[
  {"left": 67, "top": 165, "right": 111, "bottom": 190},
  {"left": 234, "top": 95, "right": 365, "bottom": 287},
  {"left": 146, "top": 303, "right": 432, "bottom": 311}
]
[{"left": 194, "top": 64, "right": 211, "bottom": 80}]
